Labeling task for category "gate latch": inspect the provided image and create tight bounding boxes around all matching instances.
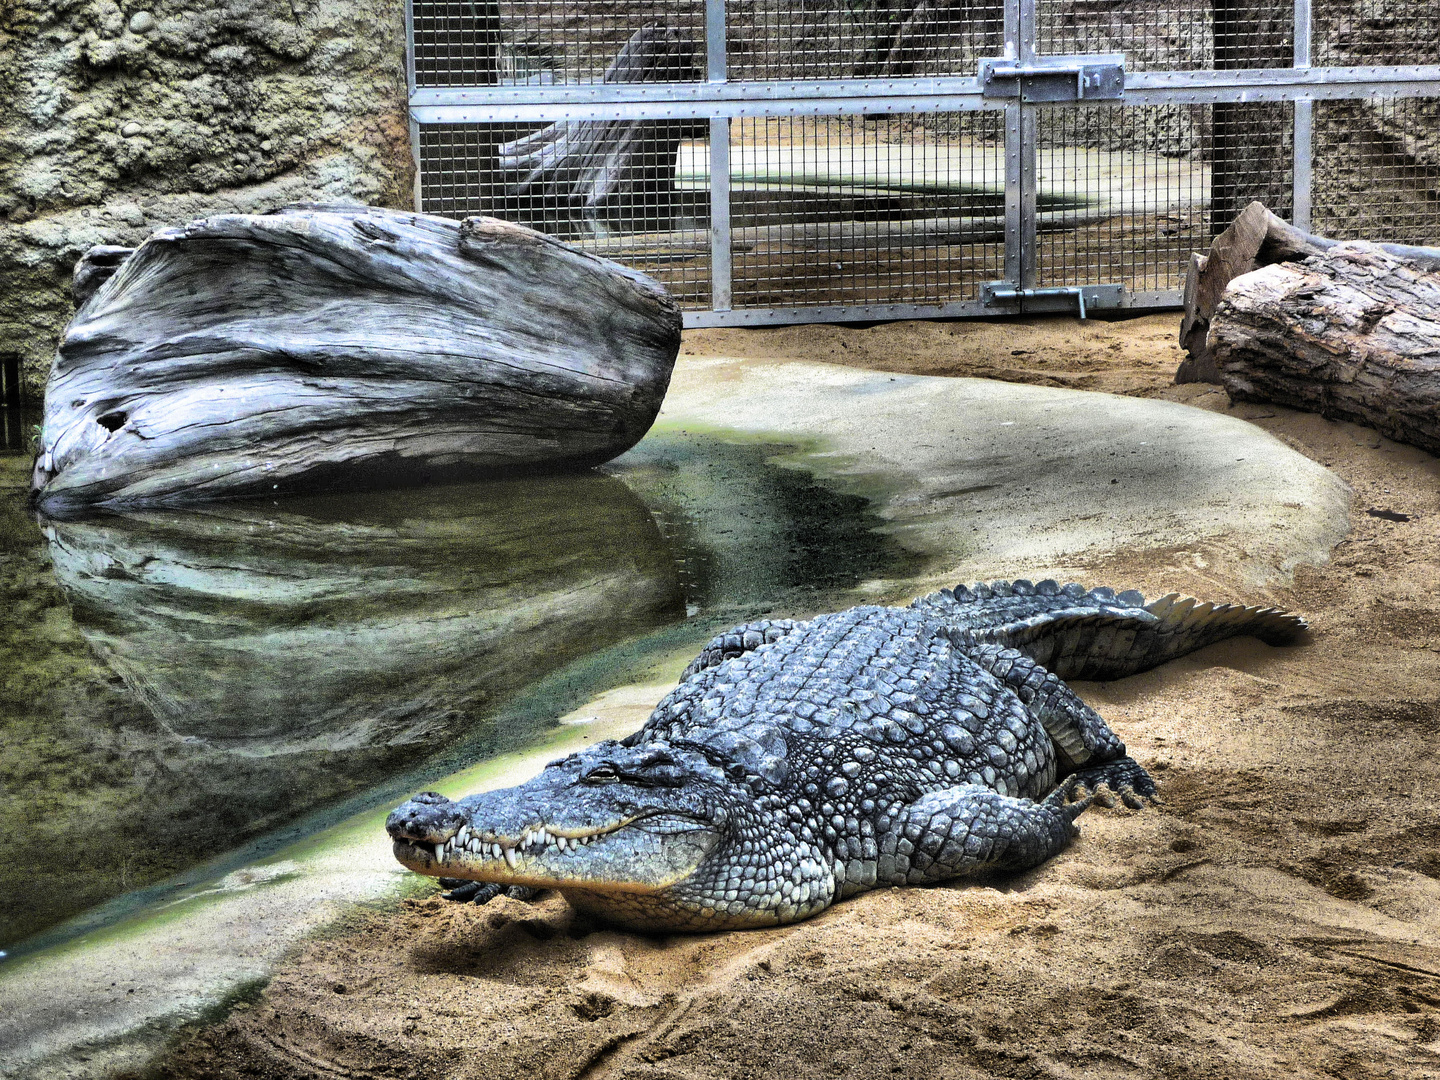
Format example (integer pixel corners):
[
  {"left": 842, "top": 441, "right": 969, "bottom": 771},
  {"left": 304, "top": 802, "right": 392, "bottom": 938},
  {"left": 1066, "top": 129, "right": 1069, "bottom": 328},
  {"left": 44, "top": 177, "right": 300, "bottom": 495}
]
[
  {"left": 982, "top": 283, "right": 1126, "bottom": 319},
  {"left": 979, "top": 55, "right": 1125, "bottom": 102}
]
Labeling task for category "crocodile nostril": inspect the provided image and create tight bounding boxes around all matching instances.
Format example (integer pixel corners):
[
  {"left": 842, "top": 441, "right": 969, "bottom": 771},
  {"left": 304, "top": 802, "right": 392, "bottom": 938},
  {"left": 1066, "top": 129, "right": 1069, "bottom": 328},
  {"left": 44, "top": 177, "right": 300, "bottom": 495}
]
[{"left": 386, "top": 793, "right": 462, "bottom": 842}]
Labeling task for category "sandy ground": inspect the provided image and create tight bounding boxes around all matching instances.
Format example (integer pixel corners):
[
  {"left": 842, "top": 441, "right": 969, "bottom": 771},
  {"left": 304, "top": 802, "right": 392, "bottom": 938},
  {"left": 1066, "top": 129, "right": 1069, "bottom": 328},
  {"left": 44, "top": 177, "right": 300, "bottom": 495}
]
[{"left": 136, "top": 313, "right": 1440, "bottom": 1080}]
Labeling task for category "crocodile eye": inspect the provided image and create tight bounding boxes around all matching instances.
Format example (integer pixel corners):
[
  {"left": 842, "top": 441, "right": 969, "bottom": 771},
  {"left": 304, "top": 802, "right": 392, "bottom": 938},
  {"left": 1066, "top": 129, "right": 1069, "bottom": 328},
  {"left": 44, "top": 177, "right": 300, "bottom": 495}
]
[{"left": 583, "top": 763, "right": 619, "bottom": 784}]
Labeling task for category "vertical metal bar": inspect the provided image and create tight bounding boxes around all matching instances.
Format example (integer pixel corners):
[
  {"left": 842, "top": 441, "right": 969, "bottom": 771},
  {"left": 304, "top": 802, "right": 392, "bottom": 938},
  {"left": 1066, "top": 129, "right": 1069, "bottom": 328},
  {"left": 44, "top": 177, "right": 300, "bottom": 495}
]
[
  {"left": 409, "top": 116, "right": 422, "bottom": 213},
  {"left": 1292, "top": 0, "right": 1312, "bottom": 230},
  {"left": 404, "top": 0, "right": 417, "bottom": 95},
  {"left": 706, "top": 0, "right": 727, "bottom": 82},
  {"left": 1019, "top": 106, "right": 1038, "bottom": 290},
  {"left": 1003, "top": 0, "right": 1020, "bottom": 61},
  {"left": 706, "top": 0, "right": 731, "bottom": 312},
  {"left": 1293, "top": 0, "right": 1312, "bottom": 68},
  {"left": 1293, "top": 102, "right": 1313, "bottom": 231},
  {"left": 1017, "top": 0, "right": 1037, "bottom": 61},
  {"left": 1002, "top": 0, "right": 1026, "bottom": 288},
  {"left": 710, "top": 117, "right": 733, "bottom": 312},
  {"left": 1015, "top": 0, "right": 1038, "bottom": 292},
  {"left": 405, "top": 0, "right": 421, "bottom": 212},
  {"left": 1004, "top": 102, "right": 1023, "bottom": 287}
]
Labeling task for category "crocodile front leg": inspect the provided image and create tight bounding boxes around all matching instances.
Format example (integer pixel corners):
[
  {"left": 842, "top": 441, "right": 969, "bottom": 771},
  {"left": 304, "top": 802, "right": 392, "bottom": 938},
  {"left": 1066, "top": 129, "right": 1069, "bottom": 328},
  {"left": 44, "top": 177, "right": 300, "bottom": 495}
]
[
  {"left": 874, "top": 785, "right": 1090, "bottom": 888},
  {"left": 963, "top": 644, "right": 1158, "bottom": 808}
]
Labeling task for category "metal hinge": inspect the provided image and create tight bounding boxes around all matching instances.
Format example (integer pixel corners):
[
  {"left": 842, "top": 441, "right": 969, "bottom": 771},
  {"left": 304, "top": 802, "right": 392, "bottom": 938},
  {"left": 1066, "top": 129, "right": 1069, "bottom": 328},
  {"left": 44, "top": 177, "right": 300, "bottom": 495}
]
[
  {"left": 981, "top": 283, "right": 1126, "bottom": 319},
  {"left": 979, "top": 55, "right": 1126, "bottom": 102}
]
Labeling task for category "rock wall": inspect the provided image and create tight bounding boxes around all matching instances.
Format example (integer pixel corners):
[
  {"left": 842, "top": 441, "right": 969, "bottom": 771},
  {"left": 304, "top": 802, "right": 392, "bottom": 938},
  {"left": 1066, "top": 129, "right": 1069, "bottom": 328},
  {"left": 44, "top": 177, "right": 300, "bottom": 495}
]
[{"left": 0, "top": 0, "right": 414, "bottom": 399}]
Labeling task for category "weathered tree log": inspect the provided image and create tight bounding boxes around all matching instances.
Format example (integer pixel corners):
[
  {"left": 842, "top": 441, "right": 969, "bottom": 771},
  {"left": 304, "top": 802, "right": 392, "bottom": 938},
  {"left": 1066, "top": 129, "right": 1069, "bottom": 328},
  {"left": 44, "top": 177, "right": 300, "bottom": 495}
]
[
  {"left": 1209, "top": 241, "right": 1440, "bottom": 455},
  {"left": 30, "top": 205, "right": 682, "bottom": 515},
  {"left": 498, "top": 25, "right": 704, "bottom": 233},
  {"left": 1177, "top": 200, "right": 1440, "bottom": 383}
]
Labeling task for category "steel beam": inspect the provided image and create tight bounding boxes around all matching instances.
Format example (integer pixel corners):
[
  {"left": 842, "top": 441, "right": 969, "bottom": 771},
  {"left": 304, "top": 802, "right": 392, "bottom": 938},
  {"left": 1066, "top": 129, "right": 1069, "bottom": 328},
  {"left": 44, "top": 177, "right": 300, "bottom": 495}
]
[
  {"left": 410, "top": 67, "right": 1440, "bottom": 123},
  {"left": 1004, "top": 102, "right": 1022, "bottom": 287},
  {"left": 680, "top": 289, "right": 1181, "bottom": 328},
  {"left": 708, "top": 116, "right": 733, "bottom": 313},
  {"left": 705, "top": 0, "right": 726, "bottom": 83}
]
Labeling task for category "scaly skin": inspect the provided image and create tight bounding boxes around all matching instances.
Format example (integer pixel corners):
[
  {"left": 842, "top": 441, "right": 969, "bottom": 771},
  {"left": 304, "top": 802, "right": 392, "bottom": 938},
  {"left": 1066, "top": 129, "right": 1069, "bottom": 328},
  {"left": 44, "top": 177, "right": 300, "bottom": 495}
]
[{"left": 388, "top": 579, "right": 1306, "bottom": 931}]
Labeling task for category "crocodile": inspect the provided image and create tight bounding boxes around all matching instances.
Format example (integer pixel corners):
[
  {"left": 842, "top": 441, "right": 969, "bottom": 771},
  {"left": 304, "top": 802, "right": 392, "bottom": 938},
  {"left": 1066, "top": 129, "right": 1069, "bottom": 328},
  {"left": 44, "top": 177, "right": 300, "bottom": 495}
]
[{"left": 387, "top": 580, "right": 1305, "bottom": 931}]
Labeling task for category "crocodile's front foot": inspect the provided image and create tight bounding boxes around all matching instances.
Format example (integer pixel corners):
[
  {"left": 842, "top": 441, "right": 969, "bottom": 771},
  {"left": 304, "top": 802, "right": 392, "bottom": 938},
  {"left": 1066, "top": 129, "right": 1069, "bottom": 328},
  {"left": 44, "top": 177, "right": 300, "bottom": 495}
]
[
  {"left": 438, "top": 879, "right": 541, "bottom": 905},
  {"left": 1059, "top": 757, "right": 1158, "bottom": 810}
]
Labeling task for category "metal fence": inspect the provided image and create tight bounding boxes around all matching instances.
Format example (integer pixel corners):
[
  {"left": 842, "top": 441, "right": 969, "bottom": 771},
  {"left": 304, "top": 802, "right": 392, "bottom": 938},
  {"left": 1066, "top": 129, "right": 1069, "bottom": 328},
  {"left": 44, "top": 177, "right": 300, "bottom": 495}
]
[{"left": 408, "top": 1, "right": 1440, "bottom": 326}]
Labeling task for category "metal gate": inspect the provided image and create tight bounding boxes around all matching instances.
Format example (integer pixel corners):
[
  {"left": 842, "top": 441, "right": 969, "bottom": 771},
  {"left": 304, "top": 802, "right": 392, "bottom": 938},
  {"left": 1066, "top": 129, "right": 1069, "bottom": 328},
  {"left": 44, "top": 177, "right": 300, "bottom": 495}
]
[{"left": 408, "top": 1, "right": 1440, "bottom": 326}]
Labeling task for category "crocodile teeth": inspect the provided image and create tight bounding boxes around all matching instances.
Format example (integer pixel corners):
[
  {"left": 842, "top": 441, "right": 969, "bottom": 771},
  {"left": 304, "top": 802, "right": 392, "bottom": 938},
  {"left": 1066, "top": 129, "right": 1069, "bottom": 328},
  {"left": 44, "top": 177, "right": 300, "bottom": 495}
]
[
  {"left": 556, "top": 835, "right": 569, "bottom": 851},
  {"left": 457, "top": 825, "right": 471, "bottom": 846},
  {"left": 434, "top": 844, "right": 444, "bottom": 863},
  {"left": 503, "top": 846, "right": 518, "bottom": 869}
]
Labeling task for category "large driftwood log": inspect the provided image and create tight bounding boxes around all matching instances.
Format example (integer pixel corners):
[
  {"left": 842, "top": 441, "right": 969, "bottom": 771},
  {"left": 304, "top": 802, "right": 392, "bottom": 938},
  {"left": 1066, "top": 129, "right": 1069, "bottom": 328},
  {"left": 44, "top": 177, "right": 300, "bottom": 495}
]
[
  {"left": 31, "top": 206, "right": 681, "bottom": 515},
  {"left": 1177, "top": 200, "right": 1440, "bottom": 383},
  {"left": 1209, "top": 241, "right": 1440, "bottom": 455},
  {"left": 498, "top": 25, "right": 703, "bottom": 233}
]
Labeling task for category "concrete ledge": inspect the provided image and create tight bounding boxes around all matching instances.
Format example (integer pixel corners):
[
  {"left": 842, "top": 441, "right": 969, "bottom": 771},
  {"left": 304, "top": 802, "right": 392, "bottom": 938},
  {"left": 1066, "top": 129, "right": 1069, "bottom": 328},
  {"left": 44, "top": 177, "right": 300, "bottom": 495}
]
[{"left": 658, "top": 356, "right": 1352, "bottom": 588}]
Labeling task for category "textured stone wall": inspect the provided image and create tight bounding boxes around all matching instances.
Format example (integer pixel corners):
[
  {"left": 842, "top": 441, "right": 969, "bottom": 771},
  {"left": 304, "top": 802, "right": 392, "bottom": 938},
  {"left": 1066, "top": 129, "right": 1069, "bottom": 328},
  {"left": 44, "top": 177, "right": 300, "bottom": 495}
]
[{"left": 0, "top": 0, "right": 413, "bottom": 398}]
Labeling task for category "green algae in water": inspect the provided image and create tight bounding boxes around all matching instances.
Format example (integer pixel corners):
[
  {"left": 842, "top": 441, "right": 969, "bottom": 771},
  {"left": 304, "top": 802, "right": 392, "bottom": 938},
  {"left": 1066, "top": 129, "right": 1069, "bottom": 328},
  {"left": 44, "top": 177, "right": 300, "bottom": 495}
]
[
  {"left": 610, "top": 429, "right": 918, "bottom": 611},
  {"left": 0, "top": 431, "right": 913, "bottom": 952}
]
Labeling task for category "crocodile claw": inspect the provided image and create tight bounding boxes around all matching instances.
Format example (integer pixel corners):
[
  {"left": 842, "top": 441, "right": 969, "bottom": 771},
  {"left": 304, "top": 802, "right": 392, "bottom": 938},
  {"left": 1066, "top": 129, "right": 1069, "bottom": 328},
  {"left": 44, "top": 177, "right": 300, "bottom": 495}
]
[
  {"left": 1058, "top": 757, "right": 1158, "bottom": 811},
  {"left": 438, "top": 879, "right": 541, "bottom": 905}
]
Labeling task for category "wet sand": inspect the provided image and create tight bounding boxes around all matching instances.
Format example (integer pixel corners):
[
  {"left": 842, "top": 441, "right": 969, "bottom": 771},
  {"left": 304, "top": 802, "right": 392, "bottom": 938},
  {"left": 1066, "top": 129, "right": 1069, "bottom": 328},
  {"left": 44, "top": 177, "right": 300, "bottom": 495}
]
[{"left": 131, "top": 314, "right": 1440, "bottom": 1080}]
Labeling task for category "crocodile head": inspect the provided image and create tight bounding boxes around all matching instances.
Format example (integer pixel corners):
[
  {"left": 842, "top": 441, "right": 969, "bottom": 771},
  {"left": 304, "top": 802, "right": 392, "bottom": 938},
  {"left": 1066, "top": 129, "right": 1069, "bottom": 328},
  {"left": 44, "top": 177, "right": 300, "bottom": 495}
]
[{"left": 387, "top": 739, "right": 833, "bottom": 931}]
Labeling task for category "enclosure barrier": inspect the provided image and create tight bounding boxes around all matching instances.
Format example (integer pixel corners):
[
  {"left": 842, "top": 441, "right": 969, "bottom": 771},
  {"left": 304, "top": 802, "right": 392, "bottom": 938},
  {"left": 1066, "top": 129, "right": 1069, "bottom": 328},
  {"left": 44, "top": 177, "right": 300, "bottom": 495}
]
[{"left": 407, "top": 0, "right": 1440, "bottom": 327}]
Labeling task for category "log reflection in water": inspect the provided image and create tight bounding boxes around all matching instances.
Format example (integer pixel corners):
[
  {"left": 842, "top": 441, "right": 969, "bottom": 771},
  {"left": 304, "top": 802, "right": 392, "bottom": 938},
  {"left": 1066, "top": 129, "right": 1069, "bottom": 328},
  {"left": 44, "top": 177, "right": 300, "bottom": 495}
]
[{"left": 42, "top": 472, "right": 684, "bottom": 754}]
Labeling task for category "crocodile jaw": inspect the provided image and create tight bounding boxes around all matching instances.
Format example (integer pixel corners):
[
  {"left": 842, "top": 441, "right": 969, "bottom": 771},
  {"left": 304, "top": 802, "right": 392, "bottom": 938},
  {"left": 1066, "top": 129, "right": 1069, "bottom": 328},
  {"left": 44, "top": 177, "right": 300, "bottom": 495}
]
[{"left": 388, "top": 796, "right": 721, "bottom": 894}]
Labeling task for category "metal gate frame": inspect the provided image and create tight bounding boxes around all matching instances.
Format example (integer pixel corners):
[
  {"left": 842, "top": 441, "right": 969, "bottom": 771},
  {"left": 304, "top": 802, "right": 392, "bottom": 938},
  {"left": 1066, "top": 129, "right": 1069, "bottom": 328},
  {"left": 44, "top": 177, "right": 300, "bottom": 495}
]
[{"left": 408, "top": 0, "right": 1440, "bottom": 328}]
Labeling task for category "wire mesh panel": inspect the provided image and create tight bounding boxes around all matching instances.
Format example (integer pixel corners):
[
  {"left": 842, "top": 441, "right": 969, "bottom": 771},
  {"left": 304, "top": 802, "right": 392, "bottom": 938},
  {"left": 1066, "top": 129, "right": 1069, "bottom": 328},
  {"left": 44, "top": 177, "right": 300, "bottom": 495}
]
[
  {"left": 413, "top": 2, "right": 502, "bottom": 85},
  {"left": 726, "top": 0, "right": 1007, "bottom": 80},
  {"left": 1036, "top": 103, "right": 1293, "bottom": 290},
  {"left": 1035, "top": 105, "right": 1211, "bottom": 292},
  {"left": 410, "top": 0, "right": 1440, "bottom": 323},
  {"left": 1037, "top": 0, "right": 1293, "bottom": 71},
  {"left": 413, "top": 1, "right": 705, "bottom": 86},
  {"left": 1313, "top": 0, "right": 1440, "bottom": 65},
  {"left": 1312, "top": 97, "right": 1440, "bottom": 245},
  {"left": 419, "top": 122, "right": 714, "bottom": 307},
  {"left": 727, "top": 114, "right": 1007, "bottom": 308}
]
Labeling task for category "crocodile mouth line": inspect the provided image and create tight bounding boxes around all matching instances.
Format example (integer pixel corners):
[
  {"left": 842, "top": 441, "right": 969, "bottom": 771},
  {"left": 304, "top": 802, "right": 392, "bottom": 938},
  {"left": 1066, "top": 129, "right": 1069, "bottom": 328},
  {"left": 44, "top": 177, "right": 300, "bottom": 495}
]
[{"left": 407, "top": 819, "right": 637, "bottom": 869}]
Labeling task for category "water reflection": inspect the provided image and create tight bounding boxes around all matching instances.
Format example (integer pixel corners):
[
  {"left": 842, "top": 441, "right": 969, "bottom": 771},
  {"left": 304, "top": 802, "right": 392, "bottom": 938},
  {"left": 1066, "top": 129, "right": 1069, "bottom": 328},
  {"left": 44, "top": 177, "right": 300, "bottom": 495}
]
[
  {"left": 611, "top": 432, "right": 906, "bottom": 609},
  {"left": 43, "top": 476, "right": 683, "bottom": 754},
  {"left": 1, "top": 473, "right": 682, "bottom": 949}
]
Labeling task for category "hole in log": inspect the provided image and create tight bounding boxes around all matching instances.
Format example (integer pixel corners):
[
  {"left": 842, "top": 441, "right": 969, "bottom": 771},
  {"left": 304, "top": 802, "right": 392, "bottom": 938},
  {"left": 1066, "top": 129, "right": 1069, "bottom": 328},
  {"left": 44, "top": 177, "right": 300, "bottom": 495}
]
[{"left": 96, "top": 411, "right": 127, "bottom": 432}]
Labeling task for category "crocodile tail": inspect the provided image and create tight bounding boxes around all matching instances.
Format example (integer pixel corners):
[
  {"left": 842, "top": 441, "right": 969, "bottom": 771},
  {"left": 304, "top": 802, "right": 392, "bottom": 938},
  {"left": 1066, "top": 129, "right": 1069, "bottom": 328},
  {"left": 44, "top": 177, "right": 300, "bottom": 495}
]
[
  {"left": 1074, "top": 592, "right": 1309, "bottom": 681},
  {"left": 914, "top": 579, "right": 1307, "bottom": 681}
]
